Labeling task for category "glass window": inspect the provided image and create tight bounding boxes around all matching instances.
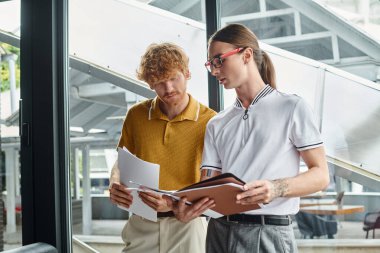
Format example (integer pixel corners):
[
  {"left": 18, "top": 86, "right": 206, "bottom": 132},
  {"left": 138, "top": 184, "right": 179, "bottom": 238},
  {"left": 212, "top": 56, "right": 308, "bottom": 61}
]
[
  {"left": 0, "top": 0, "right": 22, "bottom": 250},
  {"left": 338, "top": 37, "right": 366, "bottom": 58},
  {"left": 69, "top": 0, "right": 207, "bottom": 251},
  {"left": 275, "top": 37, "right": 334, "bottom": 60},
  {"left": 235, "top": 14, "right": 296, "bottom": 39},
  {"left": 150, "top": 0, "right": 205, "bottom": 22},
  {"left": 266, "top": 0, "right": 290, "bottom": 11},
  {"left": 221, "top": 0, "right": 260, "bottom": 16},
  {"left": 300, "top": 14, "right": 328, "bottom": 34}
]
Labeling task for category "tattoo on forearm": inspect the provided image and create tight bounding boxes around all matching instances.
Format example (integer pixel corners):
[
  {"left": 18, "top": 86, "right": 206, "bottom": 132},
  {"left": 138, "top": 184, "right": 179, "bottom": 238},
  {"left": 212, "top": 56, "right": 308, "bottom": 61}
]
[{"left": 272, "top": 179, "right": 289, "bottom": 198}]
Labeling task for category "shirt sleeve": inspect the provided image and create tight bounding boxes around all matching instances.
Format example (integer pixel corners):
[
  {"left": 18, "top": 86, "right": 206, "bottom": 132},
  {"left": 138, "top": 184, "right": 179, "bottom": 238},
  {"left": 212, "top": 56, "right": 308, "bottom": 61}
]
[
  {"left": 200, "top": 122, "right": 222, "bottom": 171},
  {"left": 290, "top": 98, "right": 323, "bottom": 151},
  {"left": 111, "top": 109, "right": 135, "bottom": 185},
  {"left": 117, "top": 109, "right": 135, "bottom": 153}
]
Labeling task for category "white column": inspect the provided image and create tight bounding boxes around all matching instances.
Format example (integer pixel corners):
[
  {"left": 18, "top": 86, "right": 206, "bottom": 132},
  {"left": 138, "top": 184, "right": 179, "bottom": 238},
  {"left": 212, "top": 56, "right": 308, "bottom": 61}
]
[
  {"left": 5, "top": 148, "right": 17, "bottom": 233},
  {"left": 8, "top": 54, "right": 18, "bottom": 113},
  {"left": 74, "top": 147, "right": 81, "bottom": 200},
  {"left": 200, "top": 0, "right": 206, "bottom": 23},
  {"left": 15, "top": 150, "right": 20, "bottom": 196},
  {"left": 82, "top": 145, "right": 92, "bottom": 234},
  {"left": 294, "top": 11, "right": 301, "bottom": 36},
  {"left": 259, "top": 0, "right": 266, "bottom": 12},
  {"left": 358, "top": 0, "right": 370, "bottom": 26}
]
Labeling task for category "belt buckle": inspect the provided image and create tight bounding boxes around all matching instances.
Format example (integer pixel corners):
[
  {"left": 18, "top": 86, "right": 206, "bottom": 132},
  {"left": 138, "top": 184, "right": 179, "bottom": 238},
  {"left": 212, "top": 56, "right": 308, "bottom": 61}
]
[{"left": 226, "top": 215, "right": 238, "bottom": 223}]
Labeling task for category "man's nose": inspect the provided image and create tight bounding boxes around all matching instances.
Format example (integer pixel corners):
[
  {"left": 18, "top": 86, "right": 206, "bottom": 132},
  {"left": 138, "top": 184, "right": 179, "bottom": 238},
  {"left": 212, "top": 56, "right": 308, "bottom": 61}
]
[
  {"left": 210, "top": 66, "right": 219, "bottom": 76},
  {"left": 163, "top": 80, "right": 174, "bottom": 91}
]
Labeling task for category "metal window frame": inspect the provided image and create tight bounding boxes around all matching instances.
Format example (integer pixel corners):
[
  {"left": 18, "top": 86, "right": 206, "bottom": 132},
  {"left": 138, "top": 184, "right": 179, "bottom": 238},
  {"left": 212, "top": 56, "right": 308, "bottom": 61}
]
[
  {"left": 20, "top": 0, "right": 71, "bottom": 252},
  {"left": 18, "top": 0, "right": 220, "bottom": 251},
  {"left": 205, "top": 0, "right": 223, "bottom": 112}
]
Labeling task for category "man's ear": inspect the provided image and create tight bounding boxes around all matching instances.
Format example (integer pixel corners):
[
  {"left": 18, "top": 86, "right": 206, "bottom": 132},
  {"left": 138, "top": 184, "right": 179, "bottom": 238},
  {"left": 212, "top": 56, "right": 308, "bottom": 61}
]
[
  {"left": 185, "top": 70, "right": 191, "bottom": 80},
  {"left": 243, "top": 48, "right": 253, "bottom": 63}
]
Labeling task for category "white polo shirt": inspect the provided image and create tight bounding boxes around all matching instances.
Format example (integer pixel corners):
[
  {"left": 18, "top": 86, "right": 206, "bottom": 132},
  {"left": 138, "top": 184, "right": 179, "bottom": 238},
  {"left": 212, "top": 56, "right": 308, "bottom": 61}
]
[{"left": 201, "top": 85, "right": 323, "bottom": 215}]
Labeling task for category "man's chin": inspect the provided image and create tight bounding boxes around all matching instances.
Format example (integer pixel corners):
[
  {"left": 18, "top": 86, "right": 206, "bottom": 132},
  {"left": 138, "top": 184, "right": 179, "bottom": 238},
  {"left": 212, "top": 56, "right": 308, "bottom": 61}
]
[{"left": 160, "top": 97, "right": 177, "bottom": 106}]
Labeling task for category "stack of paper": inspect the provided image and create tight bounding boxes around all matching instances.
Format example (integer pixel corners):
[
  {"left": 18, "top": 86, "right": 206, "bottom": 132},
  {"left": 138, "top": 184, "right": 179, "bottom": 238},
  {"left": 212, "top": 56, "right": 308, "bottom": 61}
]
[{"left": 117, "top": 147, "right": 160, "bottom": 221}]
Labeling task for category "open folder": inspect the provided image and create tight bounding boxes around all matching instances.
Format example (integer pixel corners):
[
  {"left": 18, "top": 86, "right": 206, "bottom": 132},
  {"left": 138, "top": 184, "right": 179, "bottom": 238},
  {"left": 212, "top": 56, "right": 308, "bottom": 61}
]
[{"left": 167, "top": 173, "right": 262, "bottom": 216}]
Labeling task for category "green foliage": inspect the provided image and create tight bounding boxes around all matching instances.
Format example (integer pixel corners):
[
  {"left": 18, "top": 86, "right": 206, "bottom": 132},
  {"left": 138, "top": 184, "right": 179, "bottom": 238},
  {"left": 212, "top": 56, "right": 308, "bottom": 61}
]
[{"left": 0, "top": 42, "right": 21, "bottom": 92}]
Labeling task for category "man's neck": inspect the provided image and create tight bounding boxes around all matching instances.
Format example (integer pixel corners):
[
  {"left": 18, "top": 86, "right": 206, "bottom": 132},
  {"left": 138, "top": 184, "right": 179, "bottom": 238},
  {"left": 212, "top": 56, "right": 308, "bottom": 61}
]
[
  {"left": 159, "top": 94, "right": 190, "bottom": 120},
  {"left": 235, "top": 79, "right": 266, "bottom": 108}
]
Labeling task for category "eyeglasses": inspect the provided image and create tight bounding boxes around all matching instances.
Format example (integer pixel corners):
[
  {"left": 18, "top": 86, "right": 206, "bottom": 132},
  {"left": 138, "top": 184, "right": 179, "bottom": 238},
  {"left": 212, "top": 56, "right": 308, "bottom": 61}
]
[{"left": 204, "top": 47, "right": 244, "bottom": 72}]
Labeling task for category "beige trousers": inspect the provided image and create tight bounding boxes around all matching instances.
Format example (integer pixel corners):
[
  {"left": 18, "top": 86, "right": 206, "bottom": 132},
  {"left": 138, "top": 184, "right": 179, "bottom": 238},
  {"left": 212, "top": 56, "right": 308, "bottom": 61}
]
[{"left": 121, "top": 215, "right": 207, "bottom": 253}]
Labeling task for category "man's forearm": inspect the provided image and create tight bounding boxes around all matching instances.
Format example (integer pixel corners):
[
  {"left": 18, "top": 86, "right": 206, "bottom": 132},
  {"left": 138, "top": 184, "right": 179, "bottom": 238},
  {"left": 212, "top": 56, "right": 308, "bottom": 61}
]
[
  {"left": 109, "top": 160, "right": 120, "bottom": 186},
  {"left": 200, "top": 168, "right": 221, "bottom": 181},
  {"left": 271, "top": 166, "right": 329, "bottom": 198}
]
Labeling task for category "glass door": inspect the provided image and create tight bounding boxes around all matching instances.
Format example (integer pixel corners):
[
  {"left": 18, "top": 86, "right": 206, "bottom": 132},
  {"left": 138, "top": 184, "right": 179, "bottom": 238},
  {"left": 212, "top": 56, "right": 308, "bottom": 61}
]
[{"left": 0, "top": 0, "right": 22, "bottom": 250}]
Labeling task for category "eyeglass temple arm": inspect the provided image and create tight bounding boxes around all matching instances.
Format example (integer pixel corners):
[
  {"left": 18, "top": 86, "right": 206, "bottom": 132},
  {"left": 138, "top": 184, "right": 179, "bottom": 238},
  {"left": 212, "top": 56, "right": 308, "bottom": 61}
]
[
  {"left": 205, "top": 47, "right": 244, "bottom": 66},
  {"left": 220, "top": 47, "right": 244, "bottom": 58}
]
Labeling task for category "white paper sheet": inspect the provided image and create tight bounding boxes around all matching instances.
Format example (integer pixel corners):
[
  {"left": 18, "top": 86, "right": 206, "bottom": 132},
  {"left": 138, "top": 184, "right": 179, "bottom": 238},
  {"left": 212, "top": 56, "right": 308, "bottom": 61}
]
[
  {"left": 117, "top": 147, "right": 160, "bottom": 222},
  {"left": 202, "top": 209, "right": 223, "bottom": 219}
]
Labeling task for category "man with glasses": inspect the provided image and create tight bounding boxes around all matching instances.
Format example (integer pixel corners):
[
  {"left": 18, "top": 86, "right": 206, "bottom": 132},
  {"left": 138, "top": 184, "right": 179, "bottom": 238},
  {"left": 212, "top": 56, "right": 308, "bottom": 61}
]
[
  {"left": 166, "top": 24, "right": 329, "bottom": 253},
  {"left": 109, "top": 42, "right": 216, "bottom": 253}
]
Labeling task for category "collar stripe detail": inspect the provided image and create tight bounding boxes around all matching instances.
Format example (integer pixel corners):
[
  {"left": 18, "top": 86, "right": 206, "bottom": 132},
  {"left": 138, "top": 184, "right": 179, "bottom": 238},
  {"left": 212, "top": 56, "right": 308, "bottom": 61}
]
[
  {"left": 252, "top": 85, "right": 274, "bottom": 105},
  {"left": 234, "top": 99, "right": 242, "bottom": 108},
  {"left": 195, "top": 102, "right": 200, "bottom": 121},
  {"left": 148, "top": 101, "right": 153, "bottom": 120},
  {"left": 234, "top": 84, "right": 274, "bottom": 108},
  {"left": 296, "top": 142, "right": 323, "bottom": 149}
]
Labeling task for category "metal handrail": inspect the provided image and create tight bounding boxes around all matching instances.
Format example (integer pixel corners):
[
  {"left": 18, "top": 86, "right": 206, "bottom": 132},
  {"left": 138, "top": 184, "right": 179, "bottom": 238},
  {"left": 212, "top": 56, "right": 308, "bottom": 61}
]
[
  {"left": 2, "top": 242, "right": 57, "bottom": 253},
  {"left": 72, "top": 236, "right": 100, "bottom": 253}
]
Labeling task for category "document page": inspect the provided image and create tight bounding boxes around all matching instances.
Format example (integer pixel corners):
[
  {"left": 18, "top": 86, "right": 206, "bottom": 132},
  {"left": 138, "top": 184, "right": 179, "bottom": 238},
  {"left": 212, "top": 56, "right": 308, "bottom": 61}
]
[{"left": 117, "top": 147, "right": 160, "bottom": 221}]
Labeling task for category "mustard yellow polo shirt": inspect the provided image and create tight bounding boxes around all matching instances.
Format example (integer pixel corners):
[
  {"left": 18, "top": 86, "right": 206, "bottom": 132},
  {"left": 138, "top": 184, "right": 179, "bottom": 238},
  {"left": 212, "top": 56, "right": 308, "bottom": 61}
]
[{"left": 117, "top": 94, "right": 216, "bottom": 190}]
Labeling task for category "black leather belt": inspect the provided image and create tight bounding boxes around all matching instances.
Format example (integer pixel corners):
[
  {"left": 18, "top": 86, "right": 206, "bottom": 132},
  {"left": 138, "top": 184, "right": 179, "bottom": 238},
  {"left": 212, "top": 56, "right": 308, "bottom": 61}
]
[
  {"left": 220, "top": 214, "right": 291, "bottom": 226},
  {"left": 157, "top": 211, "right": 175, "bottom": 218}
]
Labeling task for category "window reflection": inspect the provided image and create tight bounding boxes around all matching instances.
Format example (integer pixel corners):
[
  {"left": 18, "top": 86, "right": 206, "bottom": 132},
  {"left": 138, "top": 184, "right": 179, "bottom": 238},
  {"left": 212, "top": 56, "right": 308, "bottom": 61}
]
[{"left": 0, "top": 0, "right": 22, "bottom": 249}]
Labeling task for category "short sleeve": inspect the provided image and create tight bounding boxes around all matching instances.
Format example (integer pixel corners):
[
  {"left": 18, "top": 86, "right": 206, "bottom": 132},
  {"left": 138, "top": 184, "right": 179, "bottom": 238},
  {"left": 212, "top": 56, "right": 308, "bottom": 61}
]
[
  {"left": 200, "top": 122, "right": 222, "bottom": 171},
  {"left": 117, "top": 109, "right": 135, "bottom": 153},
  {"left": 290, "top": 98, "right": 323, "bottom": 151}
]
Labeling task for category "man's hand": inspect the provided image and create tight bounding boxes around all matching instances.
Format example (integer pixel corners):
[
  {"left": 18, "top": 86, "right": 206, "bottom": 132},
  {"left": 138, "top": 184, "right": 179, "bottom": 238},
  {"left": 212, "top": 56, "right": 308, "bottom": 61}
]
[
  {"left": 138, "top": 191, "right": 172, "bottom": 212},
  {"left": 109, "top": 182, "right": 133, "bottom": 208},
  {"left": 163, "top": 195, "right": 215, "bottom": 223},
  {"left": 236, "top": 179, "right": 288, "bottom": 205}
]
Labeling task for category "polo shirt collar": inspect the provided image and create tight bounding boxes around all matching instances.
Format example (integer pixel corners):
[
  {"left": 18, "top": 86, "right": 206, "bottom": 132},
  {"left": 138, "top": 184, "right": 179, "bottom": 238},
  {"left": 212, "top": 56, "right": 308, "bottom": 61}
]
[
  {"left": 234, "top": 84, "right": 274, "bottom": 108},
  {"left": 148, "top": 94, "right": 200, "bottom": 122}
]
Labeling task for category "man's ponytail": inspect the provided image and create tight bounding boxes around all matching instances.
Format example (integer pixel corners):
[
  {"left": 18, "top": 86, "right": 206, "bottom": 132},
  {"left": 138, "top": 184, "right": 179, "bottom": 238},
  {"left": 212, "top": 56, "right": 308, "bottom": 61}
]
[{"left": 260, "top": 51, "right": 276, "bottom": 89}]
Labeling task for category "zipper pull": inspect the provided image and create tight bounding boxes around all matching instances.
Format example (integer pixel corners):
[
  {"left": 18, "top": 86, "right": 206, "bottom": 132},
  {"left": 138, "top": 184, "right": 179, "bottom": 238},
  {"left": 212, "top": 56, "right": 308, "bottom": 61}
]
[{"left": 243, "top": 109, "right": 249, "bottom": 120}]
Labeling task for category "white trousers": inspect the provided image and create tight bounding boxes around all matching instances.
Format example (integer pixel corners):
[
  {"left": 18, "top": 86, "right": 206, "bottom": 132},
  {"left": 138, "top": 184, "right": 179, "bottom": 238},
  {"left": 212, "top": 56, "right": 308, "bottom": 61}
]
[{"left": 121, "top": 215, "right": 208, "bottom": 253}]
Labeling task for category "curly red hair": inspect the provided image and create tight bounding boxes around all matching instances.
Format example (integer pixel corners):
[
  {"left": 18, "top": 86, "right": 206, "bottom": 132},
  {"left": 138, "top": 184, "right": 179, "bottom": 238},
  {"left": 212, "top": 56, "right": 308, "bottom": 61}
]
[{"left": 137, "top": 43, "right": 189, "bottom": 87}]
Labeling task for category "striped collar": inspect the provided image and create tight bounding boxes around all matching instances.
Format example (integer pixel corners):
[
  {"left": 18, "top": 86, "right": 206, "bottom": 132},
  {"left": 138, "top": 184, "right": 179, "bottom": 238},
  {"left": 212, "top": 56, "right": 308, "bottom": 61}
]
[
  {"left": 234, "top": 84, "right": 274, "bottom": 108},
  {"left": 148, "top": 94, "right": 200, "bottom": 122}
]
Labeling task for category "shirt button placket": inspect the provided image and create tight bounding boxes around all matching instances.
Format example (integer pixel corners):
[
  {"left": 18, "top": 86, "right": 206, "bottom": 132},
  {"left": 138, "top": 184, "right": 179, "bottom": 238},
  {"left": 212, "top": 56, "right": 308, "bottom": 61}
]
[{"left": 164, "top": 122, "right": 170, "bottom": 144}]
